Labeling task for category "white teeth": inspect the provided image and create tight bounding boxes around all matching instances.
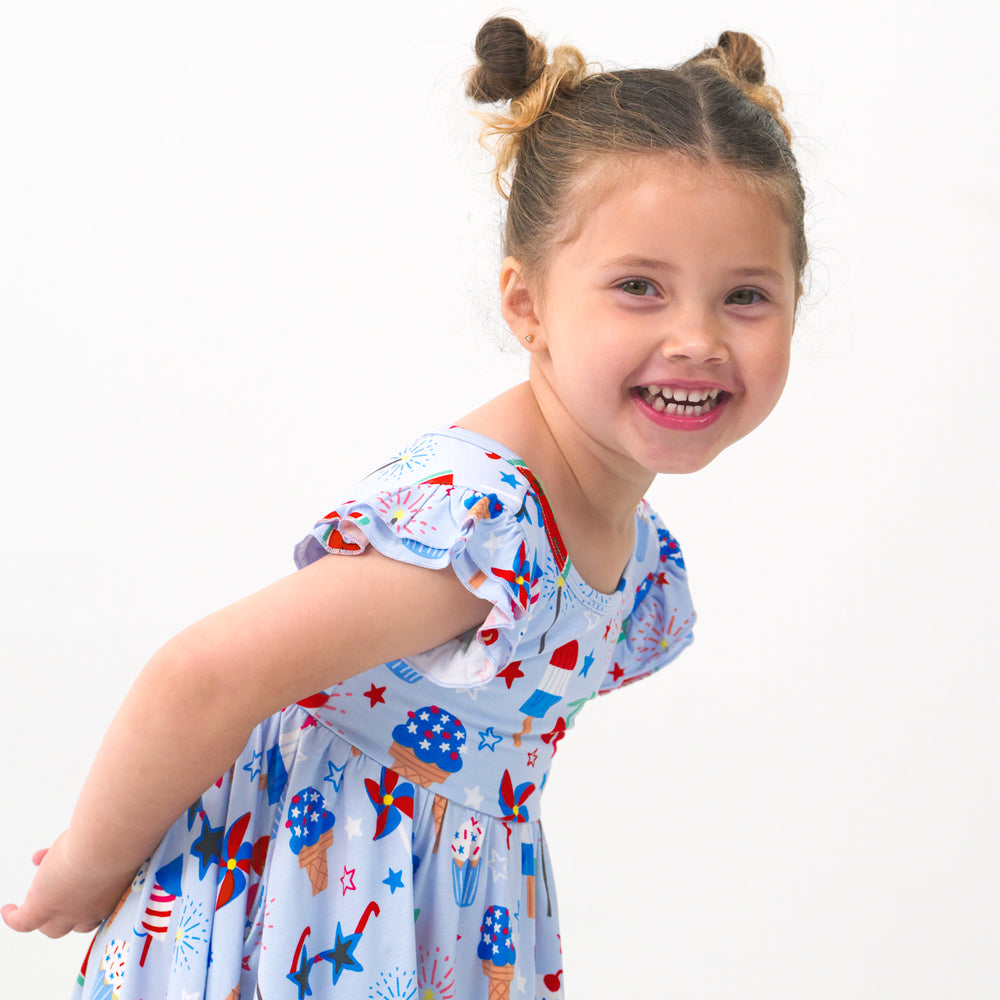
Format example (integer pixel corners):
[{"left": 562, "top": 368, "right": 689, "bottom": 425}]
[{"left": 640, "top": 383, "right": 724, "bottom": 417}]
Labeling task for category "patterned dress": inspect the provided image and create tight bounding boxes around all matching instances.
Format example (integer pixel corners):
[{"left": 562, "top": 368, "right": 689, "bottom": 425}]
[{"left": 72, "top": 426, "right": 696, "bottom": 1000}]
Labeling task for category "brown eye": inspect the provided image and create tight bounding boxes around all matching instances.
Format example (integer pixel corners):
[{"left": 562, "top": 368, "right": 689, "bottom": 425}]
[
  {"left": 620, "top": 279, "right": 654, "bottom": 296},
  {"left": 727, "top": 288, "right": 764, "bottom": 305}
]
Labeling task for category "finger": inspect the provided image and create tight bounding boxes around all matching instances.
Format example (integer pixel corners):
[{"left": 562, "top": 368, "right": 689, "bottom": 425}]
[{"left": 31, "top": 848, "right": 50, "bottom": 866}]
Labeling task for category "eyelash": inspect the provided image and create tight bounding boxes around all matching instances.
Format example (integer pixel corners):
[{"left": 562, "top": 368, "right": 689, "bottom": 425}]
[{"left": 617, "top": 280, "right": 769, "bottom": 306}]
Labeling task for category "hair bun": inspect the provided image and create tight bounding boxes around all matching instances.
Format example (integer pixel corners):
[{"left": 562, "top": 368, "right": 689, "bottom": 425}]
[
  {"left": 716, "top": 31, "right": 766, "bottom": 86},
  {"left": 466, "top": 16, "right": 548, "bottom": 103}
]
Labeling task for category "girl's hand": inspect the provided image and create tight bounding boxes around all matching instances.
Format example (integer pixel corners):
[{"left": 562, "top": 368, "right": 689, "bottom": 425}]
[{"left": 1, "top": 832, "right": 135, "bottom": 937}]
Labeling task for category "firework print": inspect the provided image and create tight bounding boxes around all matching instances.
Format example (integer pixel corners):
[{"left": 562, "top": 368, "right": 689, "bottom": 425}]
[{"left": 72, "top": 427, "right": 695, "bottom": 999}]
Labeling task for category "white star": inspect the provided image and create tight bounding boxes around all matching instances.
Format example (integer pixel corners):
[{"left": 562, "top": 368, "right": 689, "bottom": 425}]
[
  {"left": 419, "top": 711, "right": 430, "bottom": 721},
  {"left": 482, "top": 532, "right": 504, "bottom": 556},
  {"left": 310, "top": 790, "right": 321, "bottom": 802},
  {"left": 440, "top": 713, "right": 451, "bottom": 724},
  {"left": 345, "top": 815, "right": 362, "bottom": 840},
  {"left": 419, "top": 739, "right": 431, "bottom": 750},
  {"left": 516, "top": 972, "right": 527, "bottom": 993},
  {"left": 432, "top": 723, "right": 443, "bottom": 733},
  {"left": 489, "top": 849, "right": 508, "bottom": 882},
  {"left": 407, "top": 721, "right": 418, "bottom": 734},
  {"left": 464, "top": 785, "right": 484, "bottom": 809}
]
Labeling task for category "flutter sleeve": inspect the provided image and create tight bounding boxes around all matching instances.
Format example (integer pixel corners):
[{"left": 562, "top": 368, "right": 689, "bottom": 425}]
[
  {"left": 293, "top": 476, "right": 541, "bottom": 688},
  {"left": 599, "top": 510, "right": 696, "bottom": 694}
]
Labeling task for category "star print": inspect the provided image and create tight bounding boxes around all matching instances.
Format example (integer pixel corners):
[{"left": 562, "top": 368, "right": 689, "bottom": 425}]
[
  {"left": 363, "top": 683, "right": 386, "bottom": 707},
  {"left": 580, "top": 651, "right": 595, "bottom": 677},
  {"left": 340, "top": 866, "right": 357, "bottom": 895},
  {"left": 500, "top": 470, "right": 519, "bottom": 489},
  {"left": 464, "top": 785, "right": 485, "bottom": 810},
  {"left": 489, "top": 849, "right": 508, "bottom": 882},
  {"left": 318, "top": 922, "right": 364, "bottom": 985},
  {"left": 383, "top": 868, "right": 404, "bottom": 894},
  {"left": 516, "top": 971, "right": 527, "bottom": 993},
  {"left": 344, "top": 815, "right": 362, "bottom": 840},
  {"left": 478, "top": 728, "right": 502, "bottom": 751},
  {"left": 497, "top": 660, "right": 525, "bottom": 689},
  {"left": 286, "top": 944, "right": 315, "bottom": 998},
  {"left": 189, "top": 816, "right": 223, "bottom": 879},
  {"left": 241, "top": 749, "right": 263, "bottom": 782},
  {"left": 324, "top": 759, "right": 346, "bottom": 792},
  {"left": 611, "top": 663, "right": 625, "bottom": 682},
  {"left": 526, "top": 749, "right": 538, "bottom": 767},
  {"left": 481, "top": 532, "right": 506, "bottom": 559}
]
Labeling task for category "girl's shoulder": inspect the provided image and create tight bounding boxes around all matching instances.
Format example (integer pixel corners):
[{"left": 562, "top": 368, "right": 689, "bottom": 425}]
[{"left": 360, "top": 425, "right": 540, "bottom": 500}]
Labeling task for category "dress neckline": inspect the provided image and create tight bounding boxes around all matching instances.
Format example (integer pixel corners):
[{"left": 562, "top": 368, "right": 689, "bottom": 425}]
[{"left": 440, "top": 424, "right": 636, "bottom": 605}]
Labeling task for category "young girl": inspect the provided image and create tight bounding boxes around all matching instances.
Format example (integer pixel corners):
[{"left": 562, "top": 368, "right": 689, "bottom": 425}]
[{"left": 4, "top": 16, "right": 806, "bottom": 999}]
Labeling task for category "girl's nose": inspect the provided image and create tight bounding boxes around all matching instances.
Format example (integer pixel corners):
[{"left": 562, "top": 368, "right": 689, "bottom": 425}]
[{"left": 660, "top": 311, "right": 728, "bottom": 365}]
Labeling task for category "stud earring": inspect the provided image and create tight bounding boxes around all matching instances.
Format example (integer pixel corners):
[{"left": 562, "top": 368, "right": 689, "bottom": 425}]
[{"left": 524, "top": 334, "right": 534, "bottom": 344}]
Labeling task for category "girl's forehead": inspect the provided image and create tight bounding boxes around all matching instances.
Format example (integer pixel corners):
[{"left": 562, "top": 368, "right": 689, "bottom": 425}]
[{"left": 563, "top": 155, "right": 793, "bottom": 251}]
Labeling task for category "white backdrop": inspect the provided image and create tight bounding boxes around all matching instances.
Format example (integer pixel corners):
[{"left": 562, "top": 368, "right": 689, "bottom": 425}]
[{"left": 1, "top": 2, "right": 996, "bottom": 997}]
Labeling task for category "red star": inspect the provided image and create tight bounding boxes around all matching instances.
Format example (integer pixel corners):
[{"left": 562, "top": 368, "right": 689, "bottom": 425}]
[
  {"left": 363, "top": 684, "right": 387, "bottom": 707},
  {"left": 526, "top": 749, "right": 538, "bottom": 767},
  {"left": 611, "top": 663, "right": 625, "bottom": 682},
  {"left": 656, "top": 572, "right": 668, "bottom": 586},
  {"left": 496, "top": 660, "right": 525, "bottom": 689},
  {"left": 603, "top": 622, "right": 613, "bottom": 640}
]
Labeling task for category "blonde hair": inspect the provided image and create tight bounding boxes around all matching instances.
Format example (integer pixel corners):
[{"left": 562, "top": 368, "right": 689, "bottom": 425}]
[{"left": 467, "top": 18, "right": 807, "bottom": 293}]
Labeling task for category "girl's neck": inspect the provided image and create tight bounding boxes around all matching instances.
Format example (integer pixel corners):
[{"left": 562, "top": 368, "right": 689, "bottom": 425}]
[{"left": 457, "top": 380, "right": 652, "bottom": 595}]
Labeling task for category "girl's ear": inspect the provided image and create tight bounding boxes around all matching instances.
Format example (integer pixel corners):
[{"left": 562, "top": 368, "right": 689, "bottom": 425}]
[{"left": 500, "top": 257, "right": 544, "bottom": 349}]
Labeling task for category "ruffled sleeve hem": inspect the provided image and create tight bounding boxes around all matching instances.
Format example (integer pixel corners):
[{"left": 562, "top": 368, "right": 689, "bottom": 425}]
[
  {"left": 294, "top": 482, "right": 541, "bottom": 689},
  {"left": 599, "top": 517, "right": 696, "bottom": 694}
]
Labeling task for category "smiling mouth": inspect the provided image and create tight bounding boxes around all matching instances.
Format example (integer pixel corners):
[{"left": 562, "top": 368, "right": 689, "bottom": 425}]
[{"left": 636, "top": 385, "right": 726, "bottom": 417}]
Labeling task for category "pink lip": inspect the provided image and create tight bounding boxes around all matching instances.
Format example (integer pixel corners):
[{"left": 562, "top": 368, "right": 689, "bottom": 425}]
[{"left": 632, "top": 388, "right": 729, "bottom": 430}]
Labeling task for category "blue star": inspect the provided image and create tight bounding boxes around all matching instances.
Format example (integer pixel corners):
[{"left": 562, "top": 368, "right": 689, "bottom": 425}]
[
  {"left": 478, "top": 727, "right": 503, "bottom": 751},
  {"left": 286, "top": 943, "right": 315, "bottom": 998},
  {"left": 324, "top": 759, "right": 347, "bottom": 792},
  {"left": 242, "top": 749, "right": 263, "bottom": 782},
  {"left": 383, "top": 868, "right": 404, "bottom": 894},
  {"left": 318, "top": 922, "right": 364, "bottom": 985},
  {"left": 189, "top": 816, "right": 223, "bottom": 880},
  {"left": 580, "top": 651, "right": 595, "bottom": 678},
  {"left": 500, "top": 470, "right": 519, "bottom": 489}
]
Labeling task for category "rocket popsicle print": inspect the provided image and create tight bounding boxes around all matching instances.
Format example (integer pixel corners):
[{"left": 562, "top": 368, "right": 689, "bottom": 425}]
[{"left": 513, "top": 640, "right": 578, "bottom": 745}]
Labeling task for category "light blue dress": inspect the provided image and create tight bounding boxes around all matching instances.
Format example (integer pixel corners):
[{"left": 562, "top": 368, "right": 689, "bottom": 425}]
[{"left": 72, "top": 427, "right": 695, "bottom": 1000}]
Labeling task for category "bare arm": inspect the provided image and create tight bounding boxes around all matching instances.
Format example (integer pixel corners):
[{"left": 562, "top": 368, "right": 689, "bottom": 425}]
[{"left": 2, "top": 550, "right": 491, "bottom": 936}]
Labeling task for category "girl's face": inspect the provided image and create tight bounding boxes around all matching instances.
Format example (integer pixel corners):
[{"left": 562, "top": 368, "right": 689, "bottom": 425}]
[{"left": 504, "top": 156, "right": 798, "bottom": 486}]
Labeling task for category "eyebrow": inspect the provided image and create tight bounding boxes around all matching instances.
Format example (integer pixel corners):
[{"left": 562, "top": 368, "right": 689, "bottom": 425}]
[{"left": 600, "top": 255, "right": 787, "bottom": 285}]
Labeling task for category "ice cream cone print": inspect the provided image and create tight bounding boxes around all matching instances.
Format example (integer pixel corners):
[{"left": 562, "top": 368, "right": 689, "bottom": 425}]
[
  {"left": 432, "top": 794, "right": 448, "bottom": 852},
  {"left": 389, "top": 743, "right": 449, "bottom": 786},
  {"left": 389, "top": 706, "right": 466, "bottom": 788},
  {"left": 478, "top": 905, "right": 516, "bottom": 998},
  {"left": 298, "top": 828, "right": 334, "bottom": 896},
  {"left": 482, "top": 959, "right": 515, "bottom": 1000},
  {"left": 286, "top": 786, "right": 336, "bottom": 896},
  {"left": 451, "top": 816, "right": 484, "bottom": 906}
]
